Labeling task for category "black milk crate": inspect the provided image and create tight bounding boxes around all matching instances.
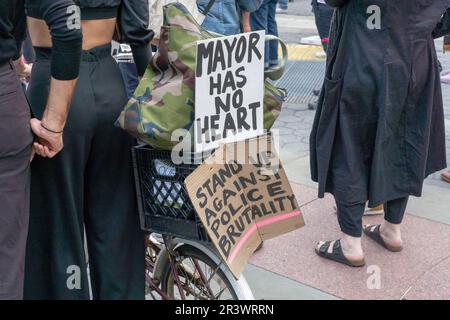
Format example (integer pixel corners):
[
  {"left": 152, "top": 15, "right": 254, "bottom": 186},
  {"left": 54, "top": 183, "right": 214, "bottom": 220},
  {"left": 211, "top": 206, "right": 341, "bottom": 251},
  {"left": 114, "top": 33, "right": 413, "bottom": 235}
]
[{"left": 132, "top": 145, "right": 209, "bottom": 242}]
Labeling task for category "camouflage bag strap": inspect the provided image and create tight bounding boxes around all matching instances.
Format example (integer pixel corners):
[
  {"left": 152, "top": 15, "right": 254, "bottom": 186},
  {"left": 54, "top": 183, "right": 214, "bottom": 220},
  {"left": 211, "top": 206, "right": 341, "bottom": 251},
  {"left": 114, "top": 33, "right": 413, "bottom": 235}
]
[{"left": 264, "top": 35, "right": 288, "bottom": 81}]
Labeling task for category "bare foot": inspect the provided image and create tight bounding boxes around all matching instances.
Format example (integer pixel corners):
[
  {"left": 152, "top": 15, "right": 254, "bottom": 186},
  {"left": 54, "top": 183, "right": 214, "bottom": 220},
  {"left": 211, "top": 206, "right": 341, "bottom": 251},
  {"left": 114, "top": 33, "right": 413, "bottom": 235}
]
[
  {"left": 316, "top": 234, "right": 364, "bottom": 263},
  {"left": 379, "top": 221, "right": 403, "bottom": 248}
]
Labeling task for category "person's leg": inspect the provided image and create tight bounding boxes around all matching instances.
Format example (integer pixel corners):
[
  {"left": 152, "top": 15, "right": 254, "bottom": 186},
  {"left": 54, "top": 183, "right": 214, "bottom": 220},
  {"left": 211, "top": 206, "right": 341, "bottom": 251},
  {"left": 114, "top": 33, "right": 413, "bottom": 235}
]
[
  {"left": 84, "top": 52, "right": 145, "bottom": 300},
  {"left": 277, "top": 0, "right": 288, "bottom": 11},
  {"left": 251, "top": 1, "right": 269, "bottom": 68},
  {"left": 384, "top": 197, "right": 409, "bottom": 225},
  {"left": 267, "top": 0, "right": 279, "bottom": 68},
  {"left": 312, "top": 1, "right": 334, "bottom": 51},
  {"left": 0, "top": 62, "right": 33, "bottom": 300},
  {"left": 379, "top": 197, "right": 409, "bottom": 248},
  {"left": 316, "top": 200, "right": 365, "bottom": 266},
  {"left": 118, "top": 62, "right": 139, "bottom": 99},
  {"left": 334, "top": 201, "right": 365, "bottom": 260},
  {"left": 309, "top": 1, "right": 335, "bottom": 110},
  {"left": 335, "top": 201, "right": 365, "bottom": 238},
  {"left": 24, "top": 51, "right": 93, "bottom": 299}
]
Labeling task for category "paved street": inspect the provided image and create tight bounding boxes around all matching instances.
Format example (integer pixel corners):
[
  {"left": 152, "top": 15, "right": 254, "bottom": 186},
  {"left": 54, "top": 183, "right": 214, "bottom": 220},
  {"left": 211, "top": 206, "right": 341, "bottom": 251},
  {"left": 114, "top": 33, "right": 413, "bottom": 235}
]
[{"left": 243, "top": 2, "right": 450, "bottom": 300}]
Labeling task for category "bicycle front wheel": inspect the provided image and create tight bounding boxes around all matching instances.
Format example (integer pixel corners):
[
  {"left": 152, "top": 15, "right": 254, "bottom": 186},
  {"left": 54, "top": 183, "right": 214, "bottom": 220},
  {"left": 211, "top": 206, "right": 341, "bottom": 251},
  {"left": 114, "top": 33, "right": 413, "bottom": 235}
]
[{"left": 160, "top": 244, "right": 246, "bottom": 300}]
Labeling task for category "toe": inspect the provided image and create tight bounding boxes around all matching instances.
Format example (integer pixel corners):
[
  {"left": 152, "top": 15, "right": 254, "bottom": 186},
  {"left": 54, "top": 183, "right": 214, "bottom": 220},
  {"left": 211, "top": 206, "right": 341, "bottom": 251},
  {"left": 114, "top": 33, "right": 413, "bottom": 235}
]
[{"left": 316, "top": 241, "right": 325, "bottom": 250}]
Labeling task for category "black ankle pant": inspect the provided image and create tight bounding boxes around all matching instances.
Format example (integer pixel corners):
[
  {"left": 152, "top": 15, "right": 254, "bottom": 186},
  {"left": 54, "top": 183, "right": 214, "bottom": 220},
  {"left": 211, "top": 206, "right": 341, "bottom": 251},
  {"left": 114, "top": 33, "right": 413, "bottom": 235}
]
[
  {"left": 336, "top": 197, "right": 409, "bottom": 237},
  {"left": 24, "top": 45, "right": 144, "bottom": 300}
]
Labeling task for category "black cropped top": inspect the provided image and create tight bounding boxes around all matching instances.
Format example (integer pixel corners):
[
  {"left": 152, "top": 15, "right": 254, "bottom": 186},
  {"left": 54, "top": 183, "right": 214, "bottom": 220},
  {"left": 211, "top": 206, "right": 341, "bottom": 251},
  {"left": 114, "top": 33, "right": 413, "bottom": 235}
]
[
  {"left": 25, "top": 0, "right": 154, "bottom": 76},
  {"left": 26, "top": 2, "right": 118, "bottom": 20},
  {"left": 14, "top": 0, "right": 84, "bottom": 80}
]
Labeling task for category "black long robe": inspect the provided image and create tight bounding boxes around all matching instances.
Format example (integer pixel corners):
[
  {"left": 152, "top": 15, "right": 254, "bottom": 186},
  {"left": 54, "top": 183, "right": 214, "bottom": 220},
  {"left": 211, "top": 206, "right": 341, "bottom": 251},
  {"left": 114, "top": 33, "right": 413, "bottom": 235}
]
[{"left": 310, "top": 0, "right": 449, "bottom": 206}]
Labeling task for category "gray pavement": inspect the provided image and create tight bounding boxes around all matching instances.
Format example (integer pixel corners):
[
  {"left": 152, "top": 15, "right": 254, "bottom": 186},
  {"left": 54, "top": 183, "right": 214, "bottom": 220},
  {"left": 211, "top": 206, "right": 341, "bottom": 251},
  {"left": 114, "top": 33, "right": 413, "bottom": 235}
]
[
  {"left": 243, "top": 265, "right": 339, "bottom": 300},
  {"left": 283, "top": 0, "right": 314, "bottom": 16},
  {"left": 277, "top": 14, "right": 318, "bottom": 42}
]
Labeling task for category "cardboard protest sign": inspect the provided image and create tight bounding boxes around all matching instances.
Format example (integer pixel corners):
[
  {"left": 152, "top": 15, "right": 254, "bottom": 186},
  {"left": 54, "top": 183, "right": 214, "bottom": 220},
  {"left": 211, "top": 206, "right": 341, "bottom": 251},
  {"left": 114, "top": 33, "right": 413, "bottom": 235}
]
[
  {"left": 185, "top": 135, "right": 305, "bottom": 278},
  {"left": 194, "top": 31, "right": 265, "bottom": 153}
]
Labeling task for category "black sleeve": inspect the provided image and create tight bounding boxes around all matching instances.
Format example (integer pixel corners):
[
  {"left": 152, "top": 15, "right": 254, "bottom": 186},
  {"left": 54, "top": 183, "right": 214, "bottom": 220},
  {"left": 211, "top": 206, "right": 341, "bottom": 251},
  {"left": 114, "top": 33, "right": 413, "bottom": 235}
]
[
  {"left": 38, "top": 0, "right": 83, "bottom": 80},
  {"left": 433, "top": 8, "right": 450, "bottom": 39},
  {"left": 325, "top": 0, "right": 348, "bottom": 7},
  {"left": 119, "top": 0, "right": 154, "bottom": 77},
  {"left": 12, "top": 0, "right": 27, "bottom": 60}
]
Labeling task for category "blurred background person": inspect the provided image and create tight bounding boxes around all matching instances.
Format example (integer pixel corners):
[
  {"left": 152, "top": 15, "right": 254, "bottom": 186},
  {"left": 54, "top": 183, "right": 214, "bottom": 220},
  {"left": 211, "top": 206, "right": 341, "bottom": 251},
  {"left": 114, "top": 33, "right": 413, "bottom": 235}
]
[
  {"left": 441, "top": 170, "right": 450, "bottom": 183},
  {"left": 312, "top": 0, "right": 334, "bottom": 51},
  {"left": 276, "top": 0, "right": 289, "bottom": 14},
  {"left": 197, "top": 0, "right": 262, "bottom": 36},
  {"left": 308, "top": 0, "right": 334, "bottom": 110},
  {"left": 250, "top": 0, "right": 279, "bottom": 70},
  {"left": 431, "top": 5, "right": 450, "bottom": 185},
  {"left": 112, "top": 41, "right": 139, "bottom": 98}
]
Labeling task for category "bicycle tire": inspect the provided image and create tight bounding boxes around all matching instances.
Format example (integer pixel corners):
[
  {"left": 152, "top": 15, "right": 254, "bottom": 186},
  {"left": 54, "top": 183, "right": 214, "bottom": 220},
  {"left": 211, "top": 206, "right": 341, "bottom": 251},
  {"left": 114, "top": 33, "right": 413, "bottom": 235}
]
[{"left": 160, "top": 244, "right": 239, "bottom": 300}]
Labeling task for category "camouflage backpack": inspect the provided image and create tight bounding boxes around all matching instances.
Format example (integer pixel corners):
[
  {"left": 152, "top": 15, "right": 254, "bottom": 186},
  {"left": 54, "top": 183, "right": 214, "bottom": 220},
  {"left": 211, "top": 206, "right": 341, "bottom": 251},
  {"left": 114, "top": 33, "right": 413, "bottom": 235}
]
[{"left": 116, "top": 3, "right": 288, "bottom": 150}]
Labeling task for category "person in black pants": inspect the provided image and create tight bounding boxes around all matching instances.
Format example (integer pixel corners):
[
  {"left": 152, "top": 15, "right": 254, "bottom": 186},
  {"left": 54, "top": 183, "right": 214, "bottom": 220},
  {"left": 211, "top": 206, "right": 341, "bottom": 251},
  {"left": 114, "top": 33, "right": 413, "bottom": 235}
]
[
  {"left": 312, "top": 0, "right": 334, "bottom": 51},
  {"left": 311, "top": 0, "right": 448, "bottom": 267},
  {"left": 112, "top": 42, "right": 140, "bottom": 98},
  {"left": 0, "top": 0, "right": 82, "bottom": 300},
  {"left": 24, "top": 0, "right": 153, "bottom": 300},
  {"left": 308, "top": 0, "right": 335, "bottom": 110}
]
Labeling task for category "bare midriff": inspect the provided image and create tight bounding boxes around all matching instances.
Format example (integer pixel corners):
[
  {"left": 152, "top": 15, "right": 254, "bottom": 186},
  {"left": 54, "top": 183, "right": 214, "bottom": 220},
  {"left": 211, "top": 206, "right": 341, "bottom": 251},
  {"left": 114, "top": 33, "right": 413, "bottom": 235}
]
[{"left": 27, "top": 16, "right": 116, "bottom": 51}]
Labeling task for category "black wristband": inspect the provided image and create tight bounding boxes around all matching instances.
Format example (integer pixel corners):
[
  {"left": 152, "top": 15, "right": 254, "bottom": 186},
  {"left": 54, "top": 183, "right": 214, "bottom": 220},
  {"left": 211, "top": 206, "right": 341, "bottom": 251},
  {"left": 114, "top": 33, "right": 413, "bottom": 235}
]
[{"left": 41, "top": 123, "right": 63, "bottom": 134}]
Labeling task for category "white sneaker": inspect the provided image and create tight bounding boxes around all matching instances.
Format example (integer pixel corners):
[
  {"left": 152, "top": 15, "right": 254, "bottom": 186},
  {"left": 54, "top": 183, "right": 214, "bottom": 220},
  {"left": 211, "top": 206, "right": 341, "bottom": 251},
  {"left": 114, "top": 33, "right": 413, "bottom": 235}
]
[
  {"left": 276, "top": 7, "right": 288, "bottom": 14},
  {"left": 316, "top": 51, "right": 327, "bottom": 59}
]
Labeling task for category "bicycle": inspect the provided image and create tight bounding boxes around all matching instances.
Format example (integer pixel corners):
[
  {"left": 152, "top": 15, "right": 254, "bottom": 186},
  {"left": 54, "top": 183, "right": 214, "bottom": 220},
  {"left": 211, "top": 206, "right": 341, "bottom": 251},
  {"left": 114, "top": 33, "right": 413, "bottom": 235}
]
[
  {"left": 132, "top": 145, "right": 254, "bottom": 300},
  {"left": 144, "top": 234, "right": 254, "bottom": 300}
]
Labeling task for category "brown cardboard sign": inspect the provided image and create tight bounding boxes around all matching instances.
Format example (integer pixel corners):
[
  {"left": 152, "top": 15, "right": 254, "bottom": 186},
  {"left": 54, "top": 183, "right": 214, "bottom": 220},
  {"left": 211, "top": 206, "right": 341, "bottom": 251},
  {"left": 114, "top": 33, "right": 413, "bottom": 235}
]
[{"left": 185, "top": 135, "right": 305, "bottom": 278}]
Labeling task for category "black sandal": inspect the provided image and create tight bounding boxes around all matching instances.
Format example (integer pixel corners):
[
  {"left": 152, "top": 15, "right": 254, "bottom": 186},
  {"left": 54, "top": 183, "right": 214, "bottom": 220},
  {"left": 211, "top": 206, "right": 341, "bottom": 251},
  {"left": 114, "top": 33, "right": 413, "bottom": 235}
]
[
  {"left": 363, "top": 224, "right": 403, "bottom": 252},
  {"left": 315, "top": 240, "right": 366, "bottom": 267}
]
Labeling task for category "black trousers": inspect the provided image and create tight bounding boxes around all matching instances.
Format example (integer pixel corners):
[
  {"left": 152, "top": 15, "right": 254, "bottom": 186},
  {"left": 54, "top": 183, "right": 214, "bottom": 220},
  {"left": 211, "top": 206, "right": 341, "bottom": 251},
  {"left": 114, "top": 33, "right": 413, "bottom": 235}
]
[
  {"left": 24, "top": 45, "right": 145, "bottom": 300},
  {"left": 0, "top": 61, "right": 33, "bottom": 300},
  {"left": 336, "top": 197, "right": 409, "bottom": 237}
]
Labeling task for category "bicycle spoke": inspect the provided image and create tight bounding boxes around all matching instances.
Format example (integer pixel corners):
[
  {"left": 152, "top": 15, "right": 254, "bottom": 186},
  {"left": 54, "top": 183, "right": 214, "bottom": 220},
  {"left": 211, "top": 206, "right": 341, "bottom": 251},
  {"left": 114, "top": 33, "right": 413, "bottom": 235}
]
[
  {"left": 157, "top": 242, "right": 240, "bottom": 300},
  {"left": 170, "top": 256, "right": 187, "bottom": 300},
  {"left": 193, "top": 258, "right": 214, "bottom": 297},
  {"left": 178, "top": 257, "right": 216, "bottom": 300},
  {"left": 213, "top": 287, "right": 227, "bottom": 300},
  {"left": 180, "top": 260, "right": 197, "bottom": 298},
  {"left": 206, "top": 261, "right": 222, "bottom": 285},
  {"left": 177, "top": 257, "right": 203, "bottom": 299}
]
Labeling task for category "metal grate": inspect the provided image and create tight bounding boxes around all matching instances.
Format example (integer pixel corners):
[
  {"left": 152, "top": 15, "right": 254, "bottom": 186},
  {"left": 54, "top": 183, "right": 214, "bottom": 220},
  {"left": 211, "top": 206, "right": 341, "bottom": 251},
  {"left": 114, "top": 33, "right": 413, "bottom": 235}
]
[{"left": 275, "top": 60, "right": 326, "bottom": 105}]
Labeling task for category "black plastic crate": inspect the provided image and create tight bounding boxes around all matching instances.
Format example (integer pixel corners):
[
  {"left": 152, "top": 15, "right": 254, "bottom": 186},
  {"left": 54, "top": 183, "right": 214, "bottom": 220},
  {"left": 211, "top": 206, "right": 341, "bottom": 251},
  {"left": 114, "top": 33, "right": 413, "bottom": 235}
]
[{"left": 132, "top": 145, "right": 209, "bottom": 242}]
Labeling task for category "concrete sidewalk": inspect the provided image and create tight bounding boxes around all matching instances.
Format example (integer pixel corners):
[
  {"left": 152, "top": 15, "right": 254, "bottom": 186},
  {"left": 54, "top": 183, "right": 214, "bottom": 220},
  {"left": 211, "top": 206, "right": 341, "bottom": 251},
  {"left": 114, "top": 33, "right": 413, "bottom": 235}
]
[
  {"left": 247, "top": 182, "right": 450, "bottom": 300},
  {"left": 243, "top": 11, "right": 450, "bottom": 300}
]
